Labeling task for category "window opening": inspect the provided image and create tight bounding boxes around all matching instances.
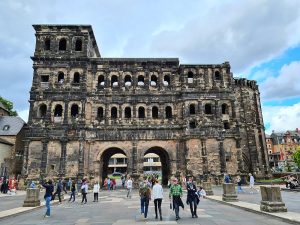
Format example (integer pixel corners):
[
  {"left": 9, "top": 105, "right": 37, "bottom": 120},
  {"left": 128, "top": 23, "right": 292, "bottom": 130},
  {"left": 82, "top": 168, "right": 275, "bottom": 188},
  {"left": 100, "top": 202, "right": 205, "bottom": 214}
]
[
  {"left": 54, "top": 105, "right": 63, "bottom": 117},
  {"left": 138, "top": 107, "right": 145, "bottom": 118},
  {"left": 73, "top": 72, "right": 80, "bottom": 83},
  {"left": 44, "top": 39, "right": 50, "bottom": 50},
  {"left": 166, "top": 106, "right": 172, "bottom": 119},
  {"left": 111, "top": 107, "right": 117, "bottom": 119},
  {"left": 71, "top": 104, "right": 79, "bottom": 117},
  {"left": 190, "top": 104, "right": 196, "bottom": 115},
  {"left": 75, "top": 39, "right": 82, "bottom": 51},
  {"left": 205, "top": 104, "right": 212, "bottom": 114},
  {"left": 125, "top": 107, "right": 132, "bottom": 118},
  {"left": 59, "top": 38, "right": 67, "bottom": 51},
  {"left": 152, "top": 106, "right": 158, "bottom": 119}
]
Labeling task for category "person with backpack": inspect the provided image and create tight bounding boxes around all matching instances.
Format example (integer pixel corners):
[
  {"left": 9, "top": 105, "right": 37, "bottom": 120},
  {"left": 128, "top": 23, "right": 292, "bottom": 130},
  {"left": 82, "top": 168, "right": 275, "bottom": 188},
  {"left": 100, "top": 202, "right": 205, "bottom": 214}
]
[
  {"left": 52, "top": 179, "right": 62, "bottom": 204},
  {"left": 42, "top": 179, "right": 54, "bottom": 218},
  {"left": 139, "top": 179, "right": 151, "bottom": 219},
  {"left": 186, "top": 177, "right": 199, "bottom": 218},
  {"left": 81, "top": 179, "right": 88, "bottom": 204}
]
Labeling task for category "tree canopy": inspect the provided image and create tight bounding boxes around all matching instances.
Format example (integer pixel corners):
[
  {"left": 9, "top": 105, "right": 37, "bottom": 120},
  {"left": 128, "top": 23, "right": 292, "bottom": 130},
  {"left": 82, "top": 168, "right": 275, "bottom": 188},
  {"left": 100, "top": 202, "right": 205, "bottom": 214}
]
[
  {"left": 0, "top": 96, "right": 18, "bottom": 116},
  {"left": 292, "top": 146, "right": 300, "bottom": 169}
]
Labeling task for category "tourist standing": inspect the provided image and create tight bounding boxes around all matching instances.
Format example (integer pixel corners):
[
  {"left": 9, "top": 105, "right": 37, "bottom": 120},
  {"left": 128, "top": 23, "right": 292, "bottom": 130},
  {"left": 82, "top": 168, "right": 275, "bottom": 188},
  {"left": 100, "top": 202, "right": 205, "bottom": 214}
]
[
  {"left": 139, "top": 179, "right": 151, "bottom": 219},
  {"left": 224, "top": 173, "right": 231, "bottom": 183},
  {"left": 107, "top": 178, "right": 111, "bottom": 191},
  {"left": 42, "top": 179, "right": 54, "bottom": 218},
  {"left": 121, "top": 176, "right": 126, "bottom": 188},
  {"left": 126, "top": 176, "right": 133, "bottom": 198},
  {"left": 186, "top": 177, "right": 199, "bottom": 218},
  {"left": 53, "top": 179, "right": 62, "bottom": 204},
  {"left": 152, "top": 179, "right": 163, "bottom": 220},
  {"left": 236, "top": 175, "right": 243, "bottom": 193},
  {"left": 81, "top": 179, "right": 88, "bottom": 204},
  {"left": 69, "top": 182, "right": 76, "bottom": 202},
  {"left": 93, "top": 181, "right": 100, "bottom": 202},
  {"left": 169, "top": 178, "right": 183, "bottom": 221}
]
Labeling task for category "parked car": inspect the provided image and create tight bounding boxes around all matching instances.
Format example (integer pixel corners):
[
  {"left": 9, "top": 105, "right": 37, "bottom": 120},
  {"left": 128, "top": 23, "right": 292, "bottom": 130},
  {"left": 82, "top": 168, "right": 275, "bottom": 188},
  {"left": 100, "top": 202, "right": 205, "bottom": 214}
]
[{"left": 112, "top": 172, "right": 124, "bottom": 177}]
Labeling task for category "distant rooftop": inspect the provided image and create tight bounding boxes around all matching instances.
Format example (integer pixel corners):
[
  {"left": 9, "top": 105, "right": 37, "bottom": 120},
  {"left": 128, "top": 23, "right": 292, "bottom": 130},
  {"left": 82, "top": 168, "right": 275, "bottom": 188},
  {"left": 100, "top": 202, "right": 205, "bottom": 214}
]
[{"left": 0, "top": 116, "right": 25, "bottom": 136}]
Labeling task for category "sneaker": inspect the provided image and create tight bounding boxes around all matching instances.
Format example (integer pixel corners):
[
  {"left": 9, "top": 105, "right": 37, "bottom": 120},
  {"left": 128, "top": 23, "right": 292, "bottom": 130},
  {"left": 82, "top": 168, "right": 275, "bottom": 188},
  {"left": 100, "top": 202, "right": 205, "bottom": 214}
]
[
  {"left": 44, "top": 215, "right": 50, "bottom": 218},
  {"left": 160, "top": 217, "right": 162, "bottom": 221},
  {"left": 194, "top": 214, "right": 198, "bottom": 218}
]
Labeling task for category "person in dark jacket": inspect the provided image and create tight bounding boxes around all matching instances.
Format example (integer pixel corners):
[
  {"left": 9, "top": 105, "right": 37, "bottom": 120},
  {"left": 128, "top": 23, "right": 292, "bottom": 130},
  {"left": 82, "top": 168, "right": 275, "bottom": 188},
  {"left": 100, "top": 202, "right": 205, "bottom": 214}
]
[
  {"left": 186, "top": 177, "right": 199, "bottom": 218},
  {"left": 42, "top": 179, "right": 54, "bottom": 218},
  {"left": 69, "top": 182, "right": 76, "bottom": 202},
  {"left": 52, "top": 179, "right": 62, "bottom": 204}
]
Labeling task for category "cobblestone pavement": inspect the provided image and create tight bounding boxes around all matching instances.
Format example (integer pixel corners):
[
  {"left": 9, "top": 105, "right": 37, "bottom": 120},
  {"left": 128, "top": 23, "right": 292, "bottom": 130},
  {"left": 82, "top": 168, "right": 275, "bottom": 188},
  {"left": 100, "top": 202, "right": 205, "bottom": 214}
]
[
  {"left": 212, "top": 185, "right": 300, "bottom": 213},
  {"left": 0, "top": 189, "right": 291, "bottom": 225},
  {"left": 0, "top": 191, "right": 26, "bottom": 211}
]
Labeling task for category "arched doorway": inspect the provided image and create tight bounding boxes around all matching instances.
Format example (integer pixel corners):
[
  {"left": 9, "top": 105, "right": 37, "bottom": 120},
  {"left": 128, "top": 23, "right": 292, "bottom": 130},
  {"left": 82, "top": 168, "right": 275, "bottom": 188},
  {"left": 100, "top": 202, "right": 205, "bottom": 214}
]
[
  {"left": 100, "top": 148, "right": 127, "bottom": 185},
  {"left": 144, "top": 147, "right": 170, "bottom": 185}
]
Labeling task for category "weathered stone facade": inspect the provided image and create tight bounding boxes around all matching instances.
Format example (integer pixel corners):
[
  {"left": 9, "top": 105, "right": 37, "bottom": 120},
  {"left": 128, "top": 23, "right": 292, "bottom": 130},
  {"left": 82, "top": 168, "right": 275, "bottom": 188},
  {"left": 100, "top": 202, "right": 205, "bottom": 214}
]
[{"left": 23, "top": 25, "right": 269, "bottom": 184}]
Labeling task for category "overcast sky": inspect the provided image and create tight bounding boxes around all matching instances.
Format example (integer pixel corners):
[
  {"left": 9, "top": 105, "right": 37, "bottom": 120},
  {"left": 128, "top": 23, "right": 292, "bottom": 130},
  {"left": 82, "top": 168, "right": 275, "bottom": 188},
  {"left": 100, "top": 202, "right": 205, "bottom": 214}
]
[{"left": 0, "top": 0, "right": 300, "bottom": 134}]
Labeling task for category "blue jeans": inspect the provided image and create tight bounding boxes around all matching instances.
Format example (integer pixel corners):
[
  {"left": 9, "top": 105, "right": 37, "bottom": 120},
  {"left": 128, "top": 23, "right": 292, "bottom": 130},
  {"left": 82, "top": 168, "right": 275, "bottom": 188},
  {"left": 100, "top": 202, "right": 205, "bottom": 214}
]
[
  {"left": 140, "top": 196, "right": 149, "bottom": 218},
  {"left": 237, "top": 183, "right": 242, "bottom": 193},
  {"left": 45, "top": 196, "right": 51, "bottom": 216}
]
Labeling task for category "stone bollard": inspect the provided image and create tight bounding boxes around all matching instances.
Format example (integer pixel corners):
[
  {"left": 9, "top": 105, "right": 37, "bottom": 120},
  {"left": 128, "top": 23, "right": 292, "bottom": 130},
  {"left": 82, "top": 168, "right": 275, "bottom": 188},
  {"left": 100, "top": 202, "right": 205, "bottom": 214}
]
[
  {"left": 202, "top": 182, "right": 214, "bottom": 195},
  {"left": 222, "top": 183, "right": 238, "bottom": 202},
  {"left": 260, "top": 186, "right": 287, "bottom": 212},
  {"left": 23, "top": 188, "right": 41, "bottom": 207}
]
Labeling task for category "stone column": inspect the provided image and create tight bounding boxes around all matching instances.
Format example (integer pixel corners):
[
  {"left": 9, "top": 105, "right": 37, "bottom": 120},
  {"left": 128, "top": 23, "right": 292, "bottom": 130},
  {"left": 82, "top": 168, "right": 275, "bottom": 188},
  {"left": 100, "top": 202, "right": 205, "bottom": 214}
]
[
  {"left": 63, "top": 102, "right": 69, "bottom": 124},
  {"left": 260, "top": 186, "right": 287, "bottom": 212},
  {"left": 22, "top": 140, "right": 30, "bottom": 176},
  {"left": 202, "top": 182, "right": 214, "bottom": 195},
  {"left": 59, "top": 138, "right": 67, "bottom": 177},
  {"left": 222, "top": 183, "right": 238, "bottom": 202},
  {"left": 78, "top": 137, "right": 85, "bottom": 179},
  {"left": 40, "top": 139, "right": 48, "bottom": 179},
  {"left": 218, "top": 137, "right": 226, "bottom": 174},
  {"left": 23, "top": 188, "right": 41, "bottom": 207}
]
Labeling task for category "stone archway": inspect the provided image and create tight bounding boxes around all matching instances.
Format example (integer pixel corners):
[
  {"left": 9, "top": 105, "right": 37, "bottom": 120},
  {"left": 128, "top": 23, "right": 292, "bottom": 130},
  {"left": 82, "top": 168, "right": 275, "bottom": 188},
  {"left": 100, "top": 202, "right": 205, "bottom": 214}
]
[{"left": 144, "top": 147, "right": 170, "bottom": 185}]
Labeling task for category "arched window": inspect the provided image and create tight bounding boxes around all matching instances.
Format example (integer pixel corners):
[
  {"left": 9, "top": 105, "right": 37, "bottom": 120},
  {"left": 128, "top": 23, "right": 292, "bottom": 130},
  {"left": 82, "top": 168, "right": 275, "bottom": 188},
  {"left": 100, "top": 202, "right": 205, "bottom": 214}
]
[
  {"left": 188, "top": 71, "right": 194, "bottom": 83},
  {"left": 38, "top": 104, "right": 47, "bottom": 117},
  {"left": 222, "top": 104, "right": 228, "bottom": 114},
  {"left": 58, "top": 72, "right": 64, "bottom": 83},
  {"left": 54, "top": 105, "right": 63, "bottom": 117},
  {"left": 224, "top": 121, "right": 230, "bottom": 129},
  {"left": 111, "top": 75, "right": 118, "bottom": 87},
  {"left": 71, "top": 104, "right": 79, "bottom": 117},
  {"left": 215, "top": 71, "right": 221, "bottom": 80},
  {"left": 111, "top": 107, "right": 117, "bottom": 119},
  {"left": 98, "top": 75, "right": 105, "bottom": 86},
  {"left": 152, "top": 106, "right": 158, "bottom": 119},
  {"left": 205, "top": 104, "right": 212, "bottom": 114},
  {"left": 189, "top": 121, "right": 196, "bottom": 129},
  {"left": 138, "top": 107, "right": 145, "bottom": 119},
  {"left": 124, "top": 107, "right": 131, "bottom": 118},
  {"left": 165, "top": 106, "right": 172, "bottom": 119},
  {"left": 150, "top": 75, "right": 157, "bottom": 86},
  {"left": 75, "top": 39, "right": 82, "bottom": 51},
  {"left": 44, "top": 39, "right": 50, "bottom": 51},
  {"left": 189, "top": 104, "right": 196, "bottom": 115},
  {"left": 97, "top": 107, "right": 104, "bottom": 120},
  {"left": 124, "top": 75, "right": 132, "bottom": 86},
  {"left": 73, "top": 72, "right": 80, "bottom": 83},
  {"left": 163, "top": 75, "right": 170, "bottom": 86},
  {"left": 138, "top": 75, "right": 145, "bottom": 86},
  {"left": 59, "top": 38, "right": 67, "bottom": 51}
]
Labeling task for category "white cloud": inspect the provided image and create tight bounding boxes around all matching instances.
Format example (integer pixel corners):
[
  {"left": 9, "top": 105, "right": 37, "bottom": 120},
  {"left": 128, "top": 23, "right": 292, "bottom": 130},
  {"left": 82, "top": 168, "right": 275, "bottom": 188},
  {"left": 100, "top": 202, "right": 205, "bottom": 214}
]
[
  {"left": 263, "top": 103, "right": 300, "bottom": 134},
  {"left": 18, "top": 109, "right": 29, "bottom": 123},
  {"left": 260, "top": 61, "right": 300, "bottom": 100}
]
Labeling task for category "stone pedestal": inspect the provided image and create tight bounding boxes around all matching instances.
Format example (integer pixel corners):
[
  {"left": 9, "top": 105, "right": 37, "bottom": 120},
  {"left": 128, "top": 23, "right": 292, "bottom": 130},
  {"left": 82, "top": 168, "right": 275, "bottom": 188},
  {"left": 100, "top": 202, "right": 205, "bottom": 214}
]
[
  {"left": 222, "top": 183, "right": 238, "bottom": 202},
  {"left": 260, "top": 186, "right": 287, "bottom": 212},
  {"left": 130, "top": 173, "right": 141, "bottom": 189},
  {"left": 202, "top": 182, "right": 214, "bottom": 195},
  {"left": 23, "top": 188, "right": 41, "bottom": 207}
]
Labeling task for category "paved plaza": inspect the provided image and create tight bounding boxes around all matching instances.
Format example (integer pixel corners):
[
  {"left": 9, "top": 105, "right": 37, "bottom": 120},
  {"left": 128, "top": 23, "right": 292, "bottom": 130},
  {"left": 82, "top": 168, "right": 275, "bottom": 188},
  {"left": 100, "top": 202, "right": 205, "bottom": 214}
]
[{"left": 0, "top": 188, "right": 295, "bottom": 225}]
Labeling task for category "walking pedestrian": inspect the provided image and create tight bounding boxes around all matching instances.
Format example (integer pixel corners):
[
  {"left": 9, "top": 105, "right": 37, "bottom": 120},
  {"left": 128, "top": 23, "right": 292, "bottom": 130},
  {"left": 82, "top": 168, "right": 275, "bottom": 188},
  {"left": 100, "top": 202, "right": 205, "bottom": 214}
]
[
  {"left": 126, "top": 176, "right": 133, "bottom": 198},
  {"left": 52, "top": 179, "right": 62, "bottom": 204},
  {"left": 69, "top": 182, "right": 76, "bottom": 202},
  {"left": 169, "top": 178, "right": 184, "bottom": 221},
  {"left": 236, "top": 175, "right": 243, "bottom": 193},
  {"left": 139, "top": 179, "right": 151, "bottom": 219},
  {"left": 107, "top": 178, "right": 111, "bottom": 191},
  {"left": 152, "top": 179, "right": 163, "bottom": 221},
  {"left": 121, "top": 176, "right": 125, "bottom": 188},
  {"left": 186, "top": 177, "right": 199, "bottom": 218},
  {"left": 249, "top": 173, "right": 258, "bottom": 194},
  {"left": 81, "top": 179, "right": 88, "bottom": 204},
  {"left": 93, "top": 181, "right": 100, "bottom": 202},
  {"left": 42, "top": 179, "right": 54, "bottom": 218}
]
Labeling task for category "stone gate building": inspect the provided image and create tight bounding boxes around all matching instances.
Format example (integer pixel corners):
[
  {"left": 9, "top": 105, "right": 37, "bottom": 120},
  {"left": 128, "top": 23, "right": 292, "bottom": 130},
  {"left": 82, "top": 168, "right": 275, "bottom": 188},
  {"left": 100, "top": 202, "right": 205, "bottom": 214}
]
[{"left": 23, "top": 25, "right": 269, "bottom": 184}]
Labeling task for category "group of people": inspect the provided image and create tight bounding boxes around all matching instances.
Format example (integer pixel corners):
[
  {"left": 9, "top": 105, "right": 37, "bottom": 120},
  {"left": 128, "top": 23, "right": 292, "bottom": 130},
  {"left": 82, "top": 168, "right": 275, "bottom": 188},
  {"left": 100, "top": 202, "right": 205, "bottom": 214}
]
[
  {"left": 103, "top": 177, "right": 117, "bottom": 190},
  {"left": 285, "top": 175, "right": 299, "bottom": 189},
  {"left": 223, "top": 173, "right": 259, "bottom": 194},
  {"left": 135, "top": 176, "right": 206, "bottom": 221},
  {"left": 0, "top": 177, "right": 17, "bottom": 194}
]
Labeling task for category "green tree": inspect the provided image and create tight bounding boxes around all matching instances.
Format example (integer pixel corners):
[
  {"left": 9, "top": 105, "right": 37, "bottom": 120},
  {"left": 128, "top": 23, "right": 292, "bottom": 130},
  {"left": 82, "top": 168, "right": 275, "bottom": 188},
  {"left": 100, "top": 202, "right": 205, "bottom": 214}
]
[
  {"left": 0, "top": 96, "right": 18, "bottom": 116},
  {"left": 292, "top": 147, "right": 300, "bottom": 169}
]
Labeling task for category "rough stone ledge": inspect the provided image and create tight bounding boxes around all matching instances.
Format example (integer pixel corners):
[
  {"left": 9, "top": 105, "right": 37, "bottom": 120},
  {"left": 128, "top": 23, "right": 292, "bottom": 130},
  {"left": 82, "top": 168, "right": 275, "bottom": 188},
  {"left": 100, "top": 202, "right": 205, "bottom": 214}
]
[{"left": 206, "top": 195, "right": 300, "bottom": 225}]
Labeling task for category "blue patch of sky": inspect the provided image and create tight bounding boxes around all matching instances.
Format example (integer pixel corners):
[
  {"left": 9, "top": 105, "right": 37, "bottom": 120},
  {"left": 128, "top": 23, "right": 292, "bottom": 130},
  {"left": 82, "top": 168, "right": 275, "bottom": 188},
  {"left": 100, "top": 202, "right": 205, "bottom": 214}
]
[
  {"left": 247, "top": 45, "right": 300, "bottom": 82},
  {"left": 262, "top": 96, "right": 300, "bottom": 107}
]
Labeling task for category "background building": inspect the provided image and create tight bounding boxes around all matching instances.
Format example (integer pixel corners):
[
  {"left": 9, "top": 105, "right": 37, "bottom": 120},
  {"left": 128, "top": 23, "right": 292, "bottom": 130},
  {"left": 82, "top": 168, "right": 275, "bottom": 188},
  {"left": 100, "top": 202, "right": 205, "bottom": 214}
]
[{"left": 23, "top": 25, "right": 268, "bottom": 185}]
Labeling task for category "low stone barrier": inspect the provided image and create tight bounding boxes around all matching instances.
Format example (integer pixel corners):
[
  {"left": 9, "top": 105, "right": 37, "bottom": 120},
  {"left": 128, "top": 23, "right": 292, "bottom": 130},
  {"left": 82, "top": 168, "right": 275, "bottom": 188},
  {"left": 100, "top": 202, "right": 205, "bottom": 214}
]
[
  {"left": 260, "top": 186, "right": 287, "bottom": 212},
  {"left": 23, "top": 188, "right": 41, "bottom": 207},
  {"left": 222, "top": 183, "right": 238, "bottom": 202},
  {"left": 202, "top": 182, "right": 214, "bottom": 195}
]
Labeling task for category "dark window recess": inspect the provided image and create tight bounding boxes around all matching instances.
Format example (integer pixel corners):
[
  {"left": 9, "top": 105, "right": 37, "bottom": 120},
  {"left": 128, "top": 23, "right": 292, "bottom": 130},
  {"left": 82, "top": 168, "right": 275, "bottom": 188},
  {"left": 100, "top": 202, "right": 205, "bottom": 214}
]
[
  {"left": 125, "top": 107, "right": 131, "bottom": 118},
  {"left": 58, "top": 72, "right": 64, "bottom": 83},
  {"left": 224, "top": 122, "right": 230, "bottom": 129},
  {"left": 71, "top": 104, "right": 79, "bottom": 117},
  {"left": 44, "top": 39, "right": 50, "bottom": 50},
  {"left": 98, "top": 75, "right": 105, "bottom": 86},
  {"left": 59, "top": 38, "right": 67, "bottom": 51},
  {"left": 205, "top": 104, "right": 212, "bottom": 114},
  {"left": 41, "top": 75, "right": 49, "bottom": 82},
  {"left": 164, "top": 75, "right": 170, "bottom": 86},
  {"left": 138, "top": 107, "right": 145, "bottom": 118},
  {"left": 75, "top": 39, "right": 82, "bottom": 51},
  {"left": 73, "top": 72, "right": 80, "bottom": 83},
  {"left": 3, "top": 125, "right": 10, "bottom": 131},
  {"left": 54, "top": 105, "right": 63, "bottom": 117},
  {"left": 97, "top": 107, "right": 104, "bottom": 119},
  {"left": 188, "top": 71, "right": 194, "bottom": 83},
  {"left": 150, "top": 75, "right": 157, "bottom": 86},
  {"left": 38, "top": 104, "right": 47, "bottom": 117},
  {"left": 138, "top": 75, "right": 144, "bottom": 82},
  {"left": 152, "top": 107, "right": 158, "bottom": 119},
  {"left": 50, "top": 165, "right": 55, "bottom": 170},
  {"left": 222, "top": 104, "right": 228, "bottom": 114},
  {"left": 189, "top": 121, "right": 196, "bottom": 129},
  {"left": 124, "top": 75, "right": 131, "bottom": 82},
  {"left": 111, "top": 75, "right": 118, "bottom": 86},
  {"left": 111, "top": 107, "right": 117, "bottom": 119},
  {"left": 190, "top": 104, "right": 196, "bottom": 115},
  {"left": 166, "top": 106, "right": 172, "bottom": 119},
  {"left": 215, "top": 71, "right": 221, "bottom": 80}
]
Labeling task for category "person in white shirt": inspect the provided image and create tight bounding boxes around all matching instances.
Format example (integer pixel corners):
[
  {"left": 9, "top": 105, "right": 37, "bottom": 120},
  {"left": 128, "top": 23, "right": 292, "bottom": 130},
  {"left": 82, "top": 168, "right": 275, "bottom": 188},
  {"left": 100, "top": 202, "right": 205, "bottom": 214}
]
[
  {"left": 81, "top": 180, "right": 88, "bottom": 204},
  {"left": 249, "top": 173, "right": 258, "bottom": 194},
  {"left": 126, "top": 177, "right": 133, "bottom": 198},
  {"left": 152, "top": 179, "right": 163, "bottom": 221},
  {"left": 93, "top": 181, "right": 100, "bottom": 202}
]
